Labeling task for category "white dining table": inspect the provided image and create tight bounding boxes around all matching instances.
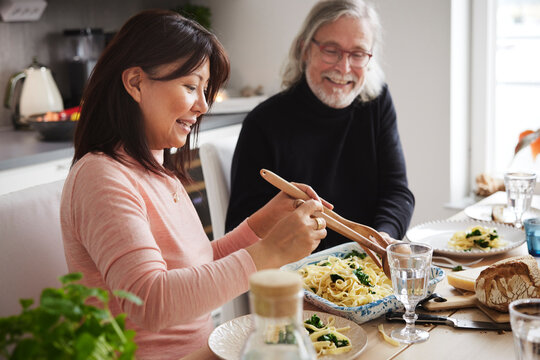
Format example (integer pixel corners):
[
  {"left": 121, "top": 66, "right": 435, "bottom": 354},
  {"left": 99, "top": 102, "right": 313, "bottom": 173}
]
[
  {"left": 321, "top": 191, "right": 536, "bottom": 360},
  {"left": 188, "top": 191, "right": 538, "bottom": 360}
]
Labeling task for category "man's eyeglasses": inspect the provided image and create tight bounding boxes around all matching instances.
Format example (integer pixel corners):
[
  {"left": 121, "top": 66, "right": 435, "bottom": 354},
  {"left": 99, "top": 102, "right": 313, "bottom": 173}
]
[{"left": 311, "top": 39, "right": 372, "bottom": 69}]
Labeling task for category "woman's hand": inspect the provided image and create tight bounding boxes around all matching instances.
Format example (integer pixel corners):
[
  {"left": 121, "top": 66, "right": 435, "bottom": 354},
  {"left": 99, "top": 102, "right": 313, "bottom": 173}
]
[
  {"left": 247, "top": 182, "right": 333, "bottom": 238},
  {"left": 379, "top": 231, "right": 400, "bottom": 246},
  {"left": 246, "top": 199, "right": 327, "bottom": 270}
]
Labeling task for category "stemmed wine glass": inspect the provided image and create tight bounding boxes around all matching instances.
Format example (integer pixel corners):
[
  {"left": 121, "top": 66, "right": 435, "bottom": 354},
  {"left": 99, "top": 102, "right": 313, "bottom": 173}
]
[
  {"left": 387, "top": 242, "right": 433, "bottom": 344},
  {"left": 504, "top": 172, "right": 537, "bottom": 229}
]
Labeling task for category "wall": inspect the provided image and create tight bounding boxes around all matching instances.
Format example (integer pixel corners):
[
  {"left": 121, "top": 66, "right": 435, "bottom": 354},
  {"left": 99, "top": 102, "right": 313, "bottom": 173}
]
[
  {"left": 195, "top": 0, "right": 319, "bottom": 96},
  {"left": 0, "top": 0, "right": 185, "bottom": 128},
  {"left": 377, "top": 0, "right": 456, "bottom": 225},
  {"left": 198, "top": 0, "right": 457, "bottom": 227}
]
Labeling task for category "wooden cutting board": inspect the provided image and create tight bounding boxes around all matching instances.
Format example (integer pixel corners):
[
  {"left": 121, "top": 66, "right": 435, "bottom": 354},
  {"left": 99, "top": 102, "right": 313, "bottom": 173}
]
[
  {"left": 422, "top": 293, "right": 510, "bottom": 323},
  {"left": 476, "top": 301, "right": 510, "bottom": 323},
  {"left": 424, "top": 266, "right": 511, "bottom": 323},
  {"left": 422, "top": 293, "right": 477, "bottom": 311},
  {"left": 447, "top": 266, "right": 511, "bottom": 322}
]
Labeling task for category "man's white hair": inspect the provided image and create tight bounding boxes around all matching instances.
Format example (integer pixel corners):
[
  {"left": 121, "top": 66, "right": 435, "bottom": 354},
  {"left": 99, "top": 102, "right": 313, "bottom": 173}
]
[{"left": 281, "top": 0, "right": 385, "bottom": 102}]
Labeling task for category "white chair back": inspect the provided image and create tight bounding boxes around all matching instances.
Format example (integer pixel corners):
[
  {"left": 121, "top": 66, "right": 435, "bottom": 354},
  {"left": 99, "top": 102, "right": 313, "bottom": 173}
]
[
  {"left": 0, "top": 180, "right": 68, "bottom": 317},
  {"left": 199, "top": 134, "right": 239, "bottom": 239},
  {"left": 200, "top": 133, "right": 253, "bottom": 324}
]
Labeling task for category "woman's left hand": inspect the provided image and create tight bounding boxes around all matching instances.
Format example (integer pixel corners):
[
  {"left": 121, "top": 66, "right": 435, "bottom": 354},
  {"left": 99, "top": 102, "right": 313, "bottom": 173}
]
[{"left": 247, "top": 182, "right": 333, "bottom": 238}]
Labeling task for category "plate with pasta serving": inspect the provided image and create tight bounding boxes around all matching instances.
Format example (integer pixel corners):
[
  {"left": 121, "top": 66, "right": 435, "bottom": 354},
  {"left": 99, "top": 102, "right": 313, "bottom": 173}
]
[
  {"left": 208, "top": 310, "right": 368, "bottom": 360},
  {"left": 280, "top": 242, "right": 444, "bottom": 324},
  {"left": 405, "top": 219, "right": 526, "bottom": 258}
]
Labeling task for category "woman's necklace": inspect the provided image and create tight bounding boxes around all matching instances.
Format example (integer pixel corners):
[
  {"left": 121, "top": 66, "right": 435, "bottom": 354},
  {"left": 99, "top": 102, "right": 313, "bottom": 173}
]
[{"left": 171, "top": 178, "right": 180, "bottom": 203}]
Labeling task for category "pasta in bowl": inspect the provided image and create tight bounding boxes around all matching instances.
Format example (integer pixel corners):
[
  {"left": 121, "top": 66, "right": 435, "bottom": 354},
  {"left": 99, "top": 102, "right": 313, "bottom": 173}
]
[
  {"left": 282, "top": 242, "right": 445, "bottom": 324},
  {"left": 300, "top": 250, "right": 394, "bottom": 307}
]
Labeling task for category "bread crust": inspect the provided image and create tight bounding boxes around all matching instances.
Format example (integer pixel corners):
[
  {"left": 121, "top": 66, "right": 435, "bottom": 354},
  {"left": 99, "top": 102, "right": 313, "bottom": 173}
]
[{"left": 475, "top": 255, "right": 540, "bottom": 312}]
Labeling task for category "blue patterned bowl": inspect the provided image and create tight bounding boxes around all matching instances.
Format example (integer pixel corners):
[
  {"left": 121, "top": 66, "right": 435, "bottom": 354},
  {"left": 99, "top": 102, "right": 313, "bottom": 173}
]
[{"left": 281, "top": 242, "right": 445, "bottom": 324}]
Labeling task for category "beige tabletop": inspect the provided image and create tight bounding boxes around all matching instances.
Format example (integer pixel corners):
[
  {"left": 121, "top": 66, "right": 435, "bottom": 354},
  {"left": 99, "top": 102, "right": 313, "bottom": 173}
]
[{"left": 197, "top": 191, "right": 536, "bottom": 360}]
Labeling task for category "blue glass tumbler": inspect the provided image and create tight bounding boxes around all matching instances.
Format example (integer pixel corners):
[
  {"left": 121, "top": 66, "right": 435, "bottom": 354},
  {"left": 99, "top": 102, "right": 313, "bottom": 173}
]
[{"left": 524, "top": 218, "right": 540, "bottom": 257}]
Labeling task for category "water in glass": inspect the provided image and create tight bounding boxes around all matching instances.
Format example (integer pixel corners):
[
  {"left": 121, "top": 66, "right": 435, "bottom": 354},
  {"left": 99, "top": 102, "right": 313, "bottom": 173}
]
[
  {"left": 391, "top": 268, "right": 429, "bottom": 308},
  {"left": 504, "top": 172, "right": 537, "bottom": 229},
  {"left": 387, "top": 242, "right": 432, "bottom": 344},
  {"left": 515, "top": 328, "right": 540, "bottom": 360},
  {"left": 510, "top": 298, "right": 540, "bottom": 360}
]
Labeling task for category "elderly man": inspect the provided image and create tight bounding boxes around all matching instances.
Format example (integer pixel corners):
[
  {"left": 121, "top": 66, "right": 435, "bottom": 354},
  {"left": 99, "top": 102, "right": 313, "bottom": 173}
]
[{"left": 225, "top": 0, "right": 414, "bottom": 251}]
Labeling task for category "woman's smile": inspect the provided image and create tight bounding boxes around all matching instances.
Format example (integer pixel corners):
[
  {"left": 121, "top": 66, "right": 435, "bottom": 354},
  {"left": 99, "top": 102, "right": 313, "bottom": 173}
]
[{"left": 176, "top": 119, "right": 195, "bottom": 133}]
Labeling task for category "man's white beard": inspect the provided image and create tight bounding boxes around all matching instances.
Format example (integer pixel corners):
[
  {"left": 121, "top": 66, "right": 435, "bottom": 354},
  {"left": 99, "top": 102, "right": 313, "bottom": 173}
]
[{"left": 306, "top": 70, "right": 363, "bottom": 109}]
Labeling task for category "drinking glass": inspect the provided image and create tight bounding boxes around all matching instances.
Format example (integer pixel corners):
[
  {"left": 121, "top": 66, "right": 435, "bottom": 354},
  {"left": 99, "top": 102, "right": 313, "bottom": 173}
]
[
  {"left": 504, "top": 172, "right": 537, "bottom": 229},
  {"left": 525, "top": 218, "right": 540, "bottom": 256},
  {"left": 387, "top": 242, "right": 433, "bottom": 344},
  {"left": 509, "top": 298, "right": 540, "bottom": 360}
]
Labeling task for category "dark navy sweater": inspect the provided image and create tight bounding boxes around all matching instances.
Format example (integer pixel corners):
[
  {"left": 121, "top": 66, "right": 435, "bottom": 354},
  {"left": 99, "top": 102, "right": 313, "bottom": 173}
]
[{"left": 225, "top": 77, "right": 414, "bottom": 251}]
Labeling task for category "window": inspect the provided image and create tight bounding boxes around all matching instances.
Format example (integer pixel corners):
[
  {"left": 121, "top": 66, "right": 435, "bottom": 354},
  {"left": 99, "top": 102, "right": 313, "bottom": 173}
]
[
  {"left": 494, "top": 0, "right": 540, "bottom": 173},
  {"left": 470, "top": 0, "right": 540, "bottom": 186}
]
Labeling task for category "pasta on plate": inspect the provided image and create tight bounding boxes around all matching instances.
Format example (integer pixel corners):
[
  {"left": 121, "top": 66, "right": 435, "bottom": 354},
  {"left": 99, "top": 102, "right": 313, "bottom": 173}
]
[
  {"left": 447, "top": 225, "right": 506, "bottom": 251},
  {"left": 304, "top": 313, "right": 352, "bottom": 357},
  {"left": 298, "top": 250, "right": 393, "bottom": 308}
]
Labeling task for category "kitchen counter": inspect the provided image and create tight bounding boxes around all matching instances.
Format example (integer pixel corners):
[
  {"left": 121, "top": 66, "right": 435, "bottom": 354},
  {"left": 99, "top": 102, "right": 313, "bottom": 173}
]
[
  {"left": 0, "top": 127, "right": 73, "bottom": 171},
  {"left": 0, "top": 110, "right": 255, "bottom": 172}
]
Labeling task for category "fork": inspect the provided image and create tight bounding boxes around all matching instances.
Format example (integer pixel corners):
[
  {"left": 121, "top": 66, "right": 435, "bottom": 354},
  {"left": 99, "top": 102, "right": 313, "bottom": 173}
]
[{"left": 432, "top": 256, "right": 484, "bottom": 269}]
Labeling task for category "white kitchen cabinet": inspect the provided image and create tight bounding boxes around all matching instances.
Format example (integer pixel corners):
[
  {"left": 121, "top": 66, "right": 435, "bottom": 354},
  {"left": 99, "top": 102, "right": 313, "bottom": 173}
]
[{"left": 0, "top": 156, "right": 72, "bottom": 196}]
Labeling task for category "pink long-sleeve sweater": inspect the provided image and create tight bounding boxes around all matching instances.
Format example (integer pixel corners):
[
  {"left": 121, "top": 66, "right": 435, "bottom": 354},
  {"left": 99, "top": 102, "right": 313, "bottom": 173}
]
[{"left": 60, "top": 149, "right": 259, "bottom": 359}]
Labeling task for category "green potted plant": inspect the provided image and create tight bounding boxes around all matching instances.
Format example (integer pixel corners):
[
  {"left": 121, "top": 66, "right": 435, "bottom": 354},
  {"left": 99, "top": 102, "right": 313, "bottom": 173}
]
[
  {"left": 0, "top": 273, "right": 142, "bottom": 359},
  {"left": 172, "top": 3, "right": 211, "bottom": 30}
]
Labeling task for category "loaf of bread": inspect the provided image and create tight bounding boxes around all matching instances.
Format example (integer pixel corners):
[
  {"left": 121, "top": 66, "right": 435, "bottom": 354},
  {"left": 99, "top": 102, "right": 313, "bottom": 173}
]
[
  {"left": 475, "top": 173, "right": 505, "bottom": 196},
  {"left": 475, "top": 255, "right": 540, "bottom": 312}
]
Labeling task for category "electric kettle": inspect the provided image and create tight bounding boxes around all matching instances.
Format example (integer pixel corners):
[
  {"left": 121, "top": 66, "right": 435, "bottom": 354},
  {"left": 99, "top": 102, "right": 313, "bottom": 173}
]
[{"left": 4, "top": 57, "right": 64, "bottom": 129}]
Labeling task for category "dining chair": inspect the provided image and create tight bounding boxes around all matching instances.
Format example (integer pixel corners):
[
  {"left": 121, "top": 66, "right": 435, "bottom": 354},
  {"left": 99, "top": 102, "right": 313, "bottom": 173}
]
[
  {"left": 199, "top": 134, "right": 239, "bottom": 239},
  {"left": 199, "top": 133, "right": 252, "bottom": 324},
  {"left": 0, "top": 179, "right": 68, "bottom": 317}
]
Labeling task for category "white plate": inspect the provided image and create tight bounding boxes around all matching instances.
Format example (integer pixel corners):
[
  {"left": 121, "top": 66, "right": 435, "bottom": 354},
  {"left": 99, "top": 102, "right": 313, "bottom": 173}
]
[
  {"left": 464, "top": 203, "right": 540, "bottom": 223},
  {"left": 406, "top": 219, "right": 525, "bottom": 257},
  {"left": 208, "top": 310, "right": 368, "bottom": 360},
  {"left": 280, "top": 242, "right": 444, "bottom": 324}
]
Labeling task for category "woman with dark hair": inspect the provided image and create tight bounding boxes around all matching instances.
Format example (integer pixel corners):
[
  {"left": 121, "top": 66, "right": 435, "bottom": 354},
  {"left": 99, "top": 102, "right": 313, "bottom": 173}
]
[{"left": 60, "top": 10, "right": 328, "bottom": 359}]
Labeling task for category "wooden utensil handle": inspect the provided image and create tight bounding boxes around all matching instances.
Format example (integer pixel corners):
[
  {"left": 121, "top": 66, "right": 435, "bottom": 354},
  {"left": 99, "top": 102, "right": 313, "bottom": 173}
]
[
  {"left": 260, "top": 169, "right": 351, "bottom": 220},
  {"left": 316, "top": 211, "right": 386, "bottom": 255},
  {"left": 260, "top": 169, "right": 387, "bottom": 259},
  {"left": 260, "top": 169, "right": 311, "bottom": 200},
  {"left": 261, "top": 169, "right": 386, "bottom": 244}
]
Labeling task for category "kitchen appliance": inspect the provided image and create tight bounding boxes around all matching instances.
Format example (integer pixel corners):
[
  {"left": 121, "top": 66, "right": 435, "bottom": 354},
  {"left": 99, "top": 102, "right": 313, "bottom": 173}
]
[
  {"left": 4, "top": 57, "right": 64, "bottom": 129},
  {"left": 0, "top": 0, "right": 47, "bottom": 22},
  {"left": 63, "top": 28, "right": 104, "bottom": 107}
]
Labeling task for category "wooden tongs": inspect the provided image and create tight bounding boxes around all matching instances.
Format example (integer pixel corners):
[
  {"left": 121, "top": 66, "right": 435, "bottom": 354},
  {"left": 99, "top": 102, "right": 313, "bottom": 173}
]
[{"left": 260, "top": 169, "right": 392, "bottom": 278}]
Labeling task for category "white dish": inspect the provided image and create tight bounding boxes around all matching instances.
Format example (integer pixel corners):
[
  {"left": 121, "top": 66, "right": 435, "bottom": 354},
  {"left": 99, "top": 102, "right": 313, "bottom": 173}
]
[
  {"left": 208, "top": 310, "right": 368, "bottom": 360},
  {"left": 406, "top": 219, "right": 525, "bottom": 257},
  {"left": 281, "top": 242, "right": 444, "bottom": 324},
  {"left": 464, "top": 203, "right": 540, "bottom": 223}
]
